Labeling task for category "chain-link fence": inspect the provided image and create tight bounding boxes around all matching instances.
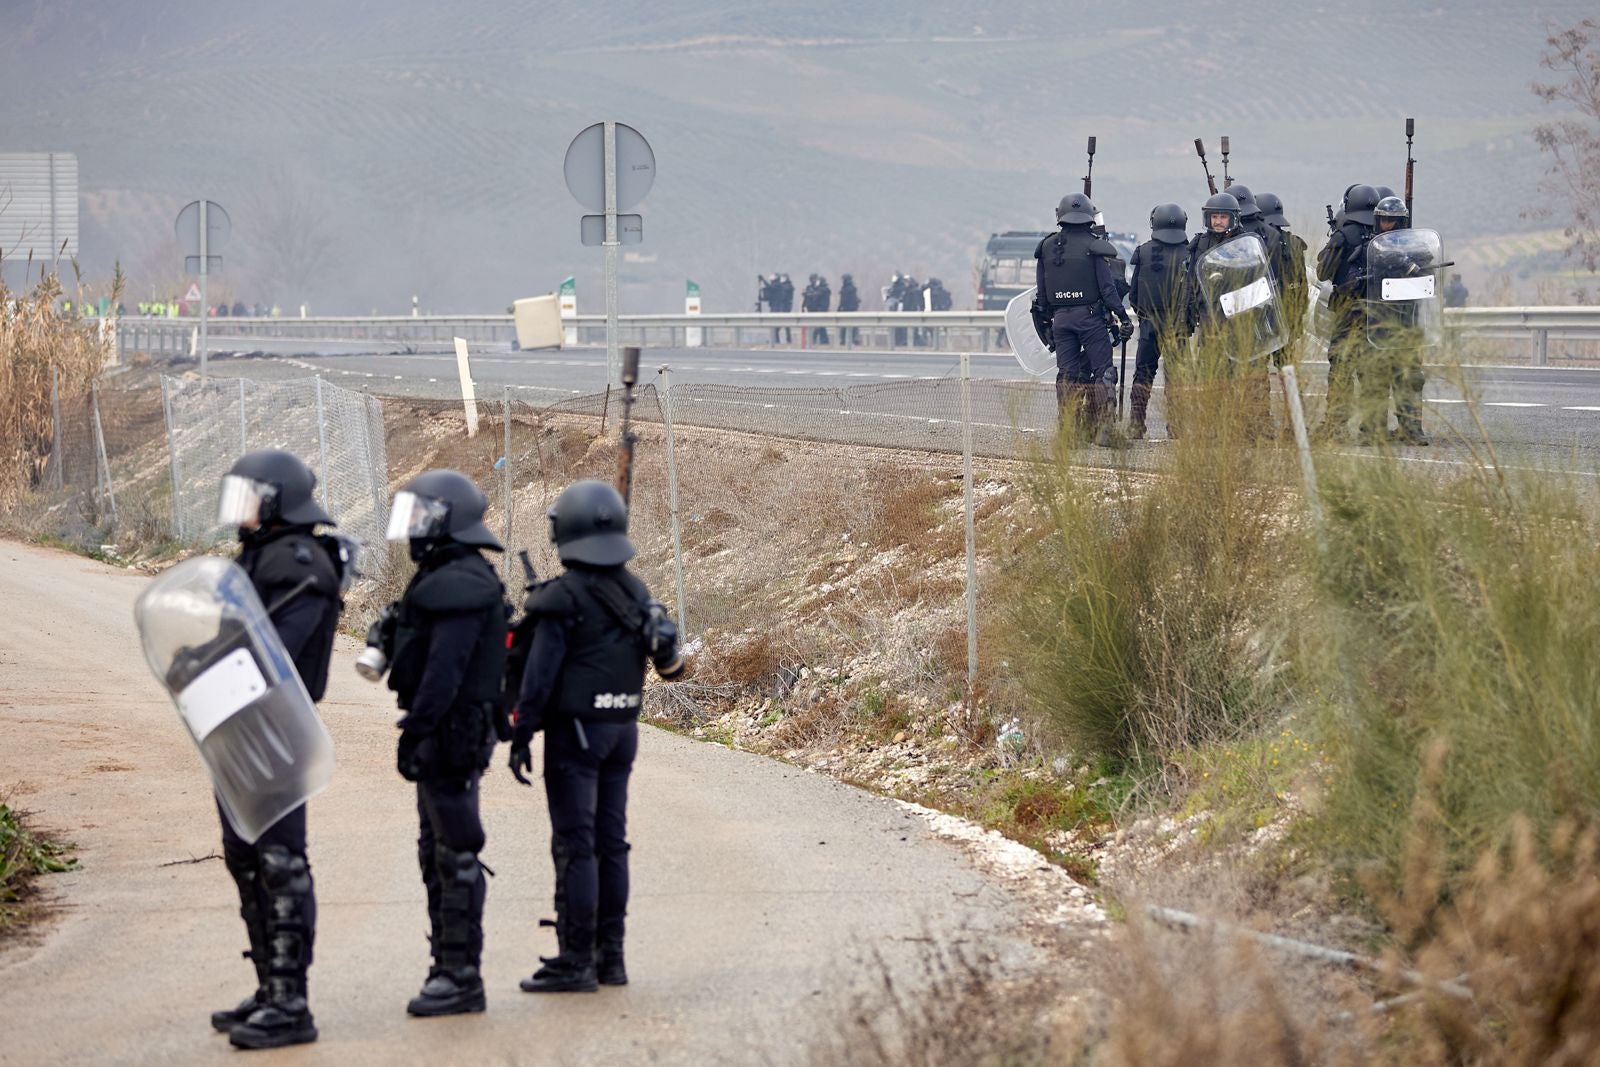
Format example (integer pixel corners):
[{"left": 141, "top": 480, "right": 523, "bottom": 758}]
[{"left": 161, "top": 376, "right": 389, "bottom": 556}]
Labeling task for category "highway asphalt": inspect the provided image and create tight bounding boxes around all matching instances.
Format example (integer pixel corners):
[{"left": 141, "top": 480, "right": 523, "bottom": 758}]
[{"left": 183, "top": 341, "right": 1600, "bottom": 472}]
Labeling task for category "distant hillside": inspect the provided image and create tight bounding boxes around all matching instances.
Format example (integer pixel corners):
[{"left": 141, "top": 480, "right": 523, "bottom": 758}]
[{"left": 1, "top": 0, "right": 1590, "bottom": 312}]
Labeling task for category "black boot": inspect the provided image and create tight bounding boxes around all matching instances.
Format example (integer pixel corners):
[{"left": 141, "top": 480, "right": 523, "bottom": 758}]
[
  {"left": 597, "top": 939, "right": 628, "bottom": 987},
  {"left": 212, "top": 854, "right": 270, "bottom": 1032},
  {"left": 1128, "top": 382, "right": 1151, "bottom": 440},
  {"left": 408, "top": 846, "right": 486, "bottom": 1017},
  {"left": 230, "top": 847, "right": 317, "bottom": 1050},
  {"left": 521, "top": 890, "right": 597, "bottom": 994}
]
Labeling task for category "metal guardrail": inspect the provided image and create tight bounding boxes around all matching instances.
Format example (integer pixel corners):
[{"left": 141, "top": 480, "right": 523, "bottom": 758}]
[{"left": 118, "top": 306, "right": 1600, "bottom": 365}]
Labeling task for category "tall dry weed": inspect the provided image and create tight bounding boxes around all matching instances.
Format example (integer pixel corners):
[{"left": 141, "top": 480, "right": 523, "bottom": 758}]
[
  {"left": 1, "top": 269, "right": 110, "bottom": 510},
  {"left": 1004, "top": 336, "right": 1308, "bottom": 773}
]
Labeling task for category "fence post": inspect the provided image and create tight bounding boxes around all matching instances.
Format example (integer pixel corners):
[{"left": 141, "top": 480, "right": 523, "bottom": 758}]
[
  {"left": 238, "top": 376, "right": 248, "bottom": 455},
  {"left": 961, "top": 352, "right": 978, "bottom": 701},
  {"left": 1536, "top": 328, "right": 1549, "bottom": 367},
  {"left": 1279, "top": 364, "right": 1327, "bottom": 553},
  {"left": 657, "top": 366, "right": 690, "bottom": 637},
  {"left": 90, "top": 379, "right": 118, "bottom": 529},
  {"left": 48, "top": 366, "right": 63, "bottom": 490},
  {"left": 314, "top": 376, "right": 331, "bottom": 514},
  {"left": 161, "top": 376, "right": 184, "bottom": 540},
  {"left": 502, "top": 386, "right": 513, "bottom": 584}
]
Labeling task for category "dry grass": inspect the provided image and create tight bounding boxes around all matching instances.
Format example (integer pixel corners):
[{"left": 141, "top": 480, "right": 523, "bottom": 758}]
[{"left": 1, "top": 269, "right": 112, "bottom": 511}]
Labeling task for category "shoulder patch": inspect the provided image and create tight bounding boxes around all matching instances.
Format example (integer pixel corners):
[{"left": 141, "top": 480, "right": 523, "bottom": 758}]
[{"left": 1088, "top": 237, "right": 1119, "bottom": 258}]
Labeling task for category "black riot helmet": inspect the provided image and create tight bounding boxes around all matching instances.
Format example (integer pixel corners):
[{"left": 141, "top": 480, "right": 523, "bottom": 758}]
[
  {"left": 1256, "top": 192, "right": 1289, "bottom": 227},
  {"left": 1202, "top": 192, "right": 1242, "bottom": 235},
  {"left": 548, "top": 479, "right": 636, "bottom": 566},
  {"left": 1343, "top": 184, "right": 1381, "bottom": 226},
  {"left": 387, "top": 469, "right": 501, "bottom": 550},
  {"left": 1150, "top": 203, "right": 1189, "bottom": 243},
  {"left": 219, "top": 449, "right": 333, "bottom": 529},
  {"left": 1056, "top": 192, "right": 1097, "bottom": 226},
  {"left": 1224, "top": 183, "right": 1261, "bottom": 219},
  {"left": 1374, "top": 185, "right": 1396, "bottom": 200},
  {"left": 1374, "top": 195, "right": 1410, "bottom": 230}
]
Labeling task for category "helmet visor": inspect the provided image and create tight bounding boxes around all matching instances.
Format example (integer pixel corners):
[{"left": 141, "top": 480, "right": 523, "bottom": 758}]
[
  {"left": 218, "top": 475, "right": 275, "bottom": 529},
  {"left": 385, "top": 491, "right": 450, "bottom": 542}
]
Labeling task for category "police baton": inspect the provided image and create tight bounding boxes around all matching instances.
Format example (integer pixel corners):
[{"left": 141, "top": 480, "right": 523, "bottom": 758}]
[{"left": 1118, "top": 337, "right": 1129, "bottom": 418}]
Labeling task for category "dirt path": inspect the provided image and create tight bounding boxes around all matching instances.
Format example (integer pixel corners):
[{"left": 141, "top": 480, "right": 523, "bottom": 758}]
[{"left": 0, "top": 540, "right": 1057, "bottom": 1065}]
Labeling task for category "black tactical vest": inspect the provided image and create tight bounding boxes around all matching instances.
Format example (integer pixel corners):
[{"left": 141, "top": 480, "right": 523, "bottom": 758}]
[
  {"left": 533, "top": 569, "right": 651, "bottom": 723},
  {"left": 1038, "top": 230, "right": 1099, "bottom": 309},
  {"left": 1132, "top": 239, "right": 1187, "bottom": 321},
  {"left": 389, "top": 547, "right": 508, "bottom": 714}
]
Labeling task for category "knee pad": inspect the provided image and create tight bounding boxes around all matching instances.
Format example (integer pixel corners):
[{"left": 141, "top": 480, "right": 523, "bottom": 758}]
[
  {"left": 258, "top": 846, "right": 311, "bottom": 898},
  {"left": 434, "top": 844, "right": 481, "bottom": 890}
]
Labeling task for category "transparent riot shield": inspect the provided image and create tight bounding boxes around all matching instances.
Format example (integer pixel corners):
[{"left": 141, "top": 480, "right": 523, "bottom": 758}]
[
  {"left": 134, "top": 556, "right": 334, "bottom": 843},
  {"left": 1196, "top": 234, "right": 1286, "bottom": 362},
  {"left": 1366, "top": 228, "right": 1444, "bottom": 349},
  {"left": 1005, "top": 286, "right": 1056, "bottom": 378}
]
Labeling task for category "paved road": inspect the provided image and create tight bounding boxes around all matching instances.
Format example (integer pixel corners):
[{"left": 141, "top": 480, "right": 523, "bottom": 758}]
[
  {"left": 0, "top": 540, "right": 1051, "bottom": 1066},
  {"left": 190, "top": 343, "right": 1600, "bottom": 472}
]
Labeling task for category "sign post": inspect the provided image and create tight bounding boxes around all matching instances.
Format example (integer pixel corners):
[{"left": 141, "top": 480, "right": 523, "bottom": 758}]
[
  {"left": 564, "top": 121, "right": 655, "bottom": 389},
  {"left": 559, "top": 276, "right": 577, "bottom": 346},
  {"left": 175, "top": 199, "right": 230, "bottom": 379},
  {"left": 685, "top": 279, "right": 702, "bottom": 347}
]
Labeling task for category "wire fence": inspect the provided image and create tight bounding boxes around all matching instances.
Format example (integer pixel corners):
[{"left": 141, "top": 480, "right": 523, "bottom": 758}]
[{"left": 13, "top": 356, "right": 1597, "bottom": 597}]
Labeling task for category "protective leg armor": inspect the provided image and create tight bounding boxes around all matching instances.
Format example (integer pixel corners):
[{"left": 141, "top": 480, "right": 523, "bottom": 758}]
[
  {"left": 210, "top": 852, "right": 270, "bottom": 1032},
  {"left": 229, "top": 846, "right": 317, "bottom": 1049},
  {"left": 407, "top": 845, "right": 487, "bottom": 1017}
]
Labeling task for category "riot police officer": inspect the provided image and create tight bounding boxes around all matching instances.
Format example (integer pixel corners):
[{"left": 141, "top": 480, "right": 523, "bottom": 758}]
[
  {"left": 838, "top": 274, "right": 862, "bottom": 344},
  {"left": 383, "top": 470, "right": 508, "bottom": 1017},
  {"left": 1127, "top": 203, "right": 1191, "bottom": 439},
  {"left": 1256, "top": 192, "right": 1310, "bottom": 362},
  {"left": 1184, "top": 192, "right": 1244, "bottom": 328},
  {"left": 1366, "top": 196, "right": 1430, "bottom": 445},
  {"left": 1032, "top": 192, "right": 1135, "bottom": 446},
  {"left": 1316, "top": 184, "right": 1381, "bottom": 439},
  {"left": 509, "top": 480, "right": 685, "bottom": 994},
  {"left": 211, "top": 450, "right": 347, "bottom": 1050}
]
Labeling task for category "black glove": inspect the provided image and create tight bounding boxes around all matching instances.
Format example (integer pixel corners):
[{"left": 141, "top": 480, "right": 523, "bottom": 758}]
[
  {"left": 509, "top": 743, "right": 534, "bottom": 786},
  {"left": 1118, "top": 318, "right": 1136, "bottom": 343},
  {"left": 397, "top": 728, "right": 436, "bottom": 782}
]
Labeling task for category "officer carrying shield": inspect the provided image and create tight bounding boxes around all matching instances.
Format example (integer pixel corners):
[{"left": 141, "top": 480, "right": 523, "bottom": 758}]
[
  {"left": 1032, "top": 192, "right": 1135, "bottom": 446},
  {"left": 1126, "top": 203, "right": 1191, "bottom": 439},
  {"left": 1363, "top": 196, "right": 1439, "bottom": 445},
  {"left": 508, "top": 480, "right": 686, "bottom": 994},
  {"left": 380, "top": 470, "right": 508, "bottom": 1017},
  {"left": 209, "top": 450, "right": 347, "bottom": 1049}
]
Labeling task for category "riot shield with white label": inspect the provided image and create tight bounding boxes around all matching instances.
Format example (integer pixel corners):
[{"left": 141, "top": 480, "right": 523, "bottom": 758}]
[
  {"left": 1365, "top": 228, "right": 1444, "bottom": 349},
  {"left": 1196, "top": 234, "right": 1287, "bottom": 362},
  {"left": 1005, "top": 286, "right": 1056, "bottom": 378},
  {"left": 134, "top": 556, "right": 334, "bottom": 843}
]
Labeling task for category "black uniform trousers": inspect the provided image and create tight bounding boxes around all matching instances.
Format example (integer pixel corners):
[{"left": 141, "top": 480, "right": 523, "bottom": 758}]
[
  {"left": 1052, "top": 306, "right": 1114, "bottom": 384},
  {"left": 218, "top": 799, "right": 315, "bottom": 965},
  {"left": 416, "top": 773, "right": 487, "bottom": 959},
  {"left": 544, "top": 718, "right": 638, "bottom": 946}
]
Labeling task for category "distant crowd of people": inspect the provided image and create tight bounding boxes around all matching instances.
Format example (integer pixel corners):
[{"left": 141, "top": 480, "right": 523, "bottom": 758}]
[
  {"left": 756, "top": 271, "right": 952, "bottom": 346},
  {"left": 56, "top": 298, "right": 284, "bottom": 318}
]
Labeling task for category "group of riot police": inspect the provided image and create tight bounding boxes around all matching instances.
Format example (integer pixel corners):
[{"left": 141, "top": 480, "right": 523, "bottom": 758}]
[
  {"left": 172, "top": 450, "right": 683, "bottom": 1049},
  {"left": 1028, "top": 179, "right": 1443, "bottom": 446}
]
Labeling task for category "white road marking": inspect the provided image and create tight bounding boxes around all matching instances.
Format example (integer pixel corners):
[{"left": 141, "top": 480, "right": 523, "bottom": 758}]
[
  {"left": 1562, "top": 406, "right": 1600, "bottom": 412},
  {"left": 1426, "top": 397, "right": 1469, "bottom": 404},
  {"left": 1485, "top": 402, "right": 1544, "bottom": 408}
]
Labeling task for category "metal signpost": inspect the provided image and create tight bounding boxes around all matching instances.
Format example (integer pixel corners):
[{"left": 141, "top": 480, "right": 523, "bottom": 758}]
[
  {"left": 564, "top": 121, "right": 654, "bottom": 387},
  {"left": 175, "top": 199, "right": 230, "bottom": 379}
]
